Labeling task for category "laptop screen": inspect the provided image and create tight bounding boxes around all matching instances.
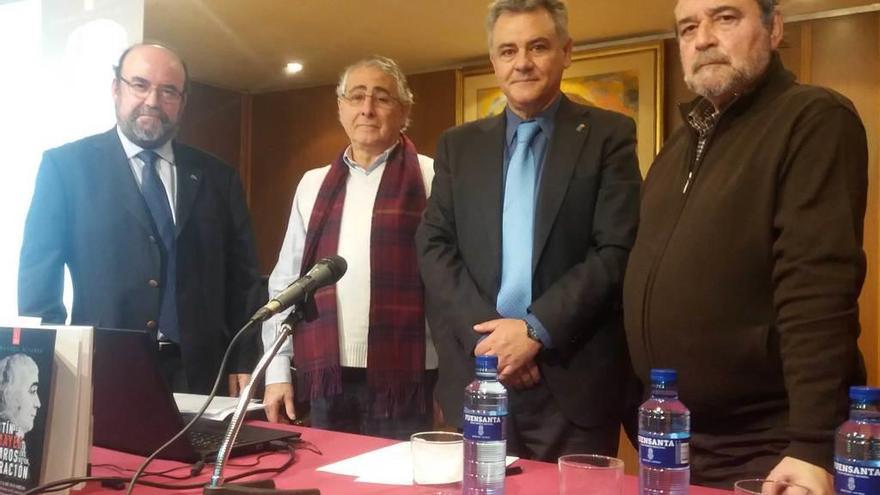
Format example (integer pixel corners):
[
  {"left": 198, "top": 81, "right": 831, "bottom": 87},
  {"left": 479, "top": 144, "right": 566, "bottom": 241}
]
[
  {"left": 92, "top": 327, "right": 203, "bottom": 462},
  {"left": 91, "top": 327, "right": 300, "bottom": 463}
]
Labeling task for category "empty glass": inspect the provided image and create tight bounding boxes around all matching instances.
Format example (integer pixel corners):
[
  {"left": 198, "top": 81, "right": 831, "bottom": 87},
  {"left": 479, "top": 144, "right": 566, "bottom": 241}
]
[
  {"left": 558, "top": 454, "right": 624, "bottom": 495},
  {"left": 733, "top": 478, "right": 813, "bottom": 495}
]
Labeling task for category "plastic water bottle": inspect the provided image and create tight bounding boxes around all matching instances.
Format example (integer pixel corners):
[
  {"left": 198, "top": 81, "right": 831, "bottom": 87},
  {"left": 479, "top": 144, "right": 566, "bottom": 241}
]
[
  {"left": 834, "top": 386, "right": 880, "bottom": 495},
  {"left": 463, "top": 355, "right": 507, "bottom": 495},
  {"left": 639, "top": 368, "right": 690, "bottom": 495}
]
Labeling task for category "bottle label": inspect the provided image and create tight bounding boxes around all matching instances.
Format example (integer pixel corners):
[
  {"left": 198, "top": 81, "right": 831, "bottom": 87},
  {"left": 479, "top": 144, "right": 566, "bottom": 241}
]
[
  {"left": 638, "top": 433, "right": 689, "bottom": 469},
  {"left": 834, "top": 458, "right": 880, "bottom": 495},
  {"left": 463, "top": 412, "right": 505, "bottom": 441}
]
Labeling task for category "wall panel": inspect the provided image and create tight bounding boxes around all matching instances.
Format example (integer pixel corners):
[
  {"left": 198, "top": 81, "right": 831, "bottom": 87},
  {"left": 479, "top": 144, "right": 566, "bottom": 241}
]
[
  {"left": 810, "top": 13, "right": 880, "bottom": 385},
  {"left": 248, "top": 84, "right": 348, "bottom": 273},
  {"left": 177, "top": 82, "right": 244, "bottom": 171}
]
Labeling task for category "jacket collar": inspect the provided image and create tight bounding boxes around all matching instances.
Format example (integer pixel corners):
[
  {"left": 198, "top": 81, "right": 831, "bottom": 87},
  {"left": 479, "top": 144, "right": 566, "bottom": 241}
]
[{"left": 678, "top": 51, "right": 796, "bottom": 122}]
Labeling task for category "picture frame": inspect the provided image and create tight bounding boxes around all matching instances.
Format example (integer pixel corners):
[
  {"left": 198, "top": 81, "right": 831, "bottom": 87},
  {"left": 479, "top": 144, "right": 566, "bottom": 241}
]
[{"left": 456, "top": 41, "right": 664, "bottom": 177}]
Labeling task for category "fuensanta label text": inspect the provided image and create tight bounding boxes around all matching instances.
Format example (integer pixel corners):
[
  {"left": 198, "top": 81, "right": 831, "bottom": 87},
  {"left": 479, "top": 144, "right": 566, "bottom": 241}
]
[
  {"left": 834, "top": 459, "right": 880, "bottom": 495},
  {"left": 638, "top": 433, "right": 689, "bottom": 469},
  {"left": 463, "top": 413, "right": 505, "bottom": 441}
]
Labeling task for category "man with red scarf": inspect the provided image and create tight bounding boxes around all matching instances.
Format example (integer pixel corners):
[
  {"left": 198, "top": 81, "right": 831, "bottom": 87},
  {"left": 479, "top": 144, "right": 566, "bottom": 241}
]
[{"left": 261, "top": 56, "right": 438, "bottom": 439}]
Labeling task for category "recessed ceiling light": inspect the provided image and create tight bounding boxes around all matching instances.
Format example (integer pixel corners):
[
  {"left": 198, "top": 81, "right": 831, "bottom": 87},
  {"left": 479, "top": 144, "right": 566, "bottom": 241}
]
[{"left": 285, "top": 62, "right": 303, "bottom": 75}]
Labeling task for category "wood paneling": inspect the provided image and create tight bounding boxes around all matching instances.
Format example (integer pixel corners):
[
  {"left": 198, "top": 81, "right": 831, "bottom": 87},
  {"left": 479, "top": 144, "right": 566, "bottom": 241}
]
[
  {"left": 809, "top": 13, "right": 880, "bottom": 386},
  {"left": 406, "top": 70, "right": 458, "bottom": 157},
  {"left": 177, "top": 82, "right": 244, "bottom": 170},
  {"left": 248, "top": 84, "right": 347, "bottom": 274},
  {"left": 240, "top": 94, "right": 254, "bottom": 203}
]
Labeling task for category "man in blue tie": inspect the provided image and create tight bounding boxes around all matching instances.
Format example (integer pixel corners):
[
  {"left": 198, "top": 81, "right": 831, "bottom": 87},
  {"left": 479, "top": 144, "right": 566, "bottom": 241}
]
[
  {"left": 18, "top": 44, "right": 262, "bottom": 396},
  {"left": 416, "top": 0, "right": 641, "bottom": 460}
]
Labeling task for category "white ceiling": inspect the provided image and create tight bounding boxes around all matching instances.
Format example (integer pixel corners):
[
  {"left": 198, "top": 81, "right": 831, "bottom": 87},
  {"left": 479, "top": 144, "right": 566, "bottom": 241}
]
[{"left": 144, "top": 0, "right": 880, "bottom": 93}]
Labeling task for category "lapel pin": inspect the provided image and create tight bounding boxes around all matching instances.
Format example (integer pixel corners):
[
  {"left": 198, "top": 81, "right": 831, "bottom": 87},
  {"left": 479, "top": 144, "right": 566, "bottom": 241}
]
[
  {"left": 576, "top": 123, "right": 587, "bottom": 133},
  {"left": 190, "top": 174, "right": 198, "bottom": 181}
]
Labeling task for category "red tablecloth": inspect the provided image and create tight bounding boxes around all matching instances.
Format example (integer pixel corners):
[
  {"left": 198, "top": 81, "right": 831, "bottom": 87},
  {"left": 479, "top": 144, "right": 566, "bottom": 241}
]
[{"left": 79, "top": 422, "right": 731, "bottom": 494}]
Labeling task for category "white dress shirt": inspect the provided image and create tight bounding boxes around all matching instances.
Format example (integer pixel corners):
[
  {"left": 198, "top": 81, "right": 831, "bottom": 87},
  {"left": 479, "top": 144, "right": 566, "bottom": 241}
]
[{"left": 116, "top": 126, "right": 177, "bottom": 222}]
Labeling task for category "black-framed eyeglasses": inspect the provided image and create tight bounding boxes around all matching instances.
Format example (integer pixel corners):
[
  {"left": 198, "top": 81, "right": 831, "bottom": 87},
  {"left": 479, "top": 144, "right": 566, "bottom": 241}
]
[
  {"left": 338, "top": 89, "right": 400, "bottom": 109},
  {"left": 118, "top": 75, "right": 185, "bottom": 103}
]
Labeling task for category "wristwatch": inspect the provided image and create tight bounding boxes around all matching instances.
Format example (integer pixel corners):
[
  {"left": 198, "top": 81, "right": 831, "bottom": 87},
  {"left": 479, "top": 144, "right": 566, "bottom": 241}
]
[{"left": 522, "top": 319, "right": 541, "bottom": 344}]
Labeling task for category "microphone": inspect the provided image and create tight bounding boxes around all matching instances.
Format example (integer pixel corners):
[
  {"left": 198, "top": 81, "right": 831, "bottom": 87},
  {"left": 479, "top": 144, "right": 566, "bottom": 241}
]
[{"left": 252, "top": 255, "right": 347, "bottom": 322}]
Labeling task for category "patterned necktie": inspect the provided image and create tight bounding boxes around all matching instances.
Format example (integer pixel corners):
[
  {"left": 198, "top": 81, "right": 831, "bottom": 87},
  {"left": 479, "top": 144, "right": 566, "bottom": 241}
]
[
  {"left": 496, "top": 120, "right": 541, "bottom": 318},
  {"left": 137, "top": 150, "right": 179, "bottom": 342}
]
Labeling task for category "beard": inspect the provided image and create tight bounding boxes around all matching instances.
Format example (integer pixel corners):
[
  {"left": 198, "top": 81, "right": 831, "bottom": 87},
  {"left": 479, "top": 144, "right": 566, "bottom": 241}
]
[
  {"left": 684, "top": 47, "right": 771, "bottom": 102},
  {"left": 117, "top": 104, "right": 179, "bottom": 149}
]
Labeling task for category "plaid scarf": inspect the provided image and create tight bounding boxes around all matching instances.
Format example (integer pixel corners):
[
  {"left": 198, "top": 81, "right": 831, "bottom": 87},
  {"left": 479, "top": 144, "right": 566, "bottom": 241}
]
[{"left": 294, "top": 134, "right": 427, "bottom": 418}]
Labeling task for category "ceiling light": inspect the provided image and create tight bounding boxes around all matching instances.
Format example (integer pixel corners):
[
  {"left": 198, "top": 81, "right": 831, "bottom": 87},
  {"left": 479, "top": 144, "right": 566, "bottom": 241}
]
[{"left": 285, "top": 62, "right": 303, "bottom": 75}]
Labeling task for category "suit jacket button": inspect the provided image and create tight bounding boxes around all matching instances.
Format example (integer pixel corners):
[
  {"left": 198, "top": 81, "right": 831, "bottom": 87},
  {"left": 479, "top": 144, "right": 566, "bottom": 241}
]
[
  {"left": 148, "top": 279, "right": 159, "bottom": 288},
  {"left": 146, "top": 320, "right": 157, "bottom": 330},
  {"left": 148, "top": 235, "right": 157, "bottom": 243}
]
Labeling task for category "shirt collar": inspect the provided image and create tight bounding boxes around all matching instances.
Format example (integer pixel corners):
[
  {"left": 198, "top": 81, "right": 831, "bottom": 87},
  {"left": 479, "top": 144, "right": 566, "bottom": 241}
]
[
  {"left": 116, "top": 126, "right": 175, "bottom": 165},
  {"left": 342, "top": 141, "right": 399, "bottom": 174},
  {"left": 685, "top": 98, "right": 722, "bottom": 137},
  {"left": 505, "top": 93, "right": 562, "bottom": 148}
]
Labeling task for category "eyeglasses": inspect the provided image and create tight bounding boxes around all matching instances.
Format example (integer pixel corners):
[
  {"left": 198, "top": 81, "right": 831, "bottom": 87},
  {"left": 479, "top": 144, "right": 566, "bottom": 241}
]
[
  {"left": 118, "top": 75, "right": 185, "bottom": 103},
  {"left": 338, "top": 89, "right": 400, "bottom": 109}
]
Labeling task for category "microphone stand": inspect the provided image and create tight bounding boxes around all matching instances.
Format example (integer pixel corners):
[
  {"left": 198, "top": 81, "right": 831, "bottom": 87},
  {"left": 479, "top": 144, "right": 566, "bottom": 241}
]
[{"left": 204, "top": 307, "right": 319, "bottom": 495}]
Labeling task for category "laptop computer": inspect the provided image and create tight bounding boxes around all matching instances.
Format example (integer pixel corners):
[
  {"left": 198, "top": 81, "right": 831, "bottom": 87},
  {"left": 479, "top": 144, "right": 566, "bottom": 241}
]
[{"left": 92, "top": 327, "right": 300, "bottom": 463}]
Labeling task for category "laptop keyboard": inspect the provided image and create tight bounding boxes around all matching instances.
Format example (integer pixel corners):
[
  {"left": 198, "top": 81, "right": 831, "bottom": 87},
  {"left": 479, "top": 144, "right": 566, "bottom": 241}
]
[{"left": 188, "top": 429, "right": 226, "bottom": 450}]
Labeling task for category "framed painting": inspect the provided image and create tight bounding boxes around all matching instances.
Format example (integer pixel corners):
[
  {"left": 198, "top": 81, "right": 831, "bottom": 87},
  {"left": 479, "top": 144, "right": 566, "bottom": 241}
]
[{"left": 456, "top": 41, "right": 664, "bottom": 177}]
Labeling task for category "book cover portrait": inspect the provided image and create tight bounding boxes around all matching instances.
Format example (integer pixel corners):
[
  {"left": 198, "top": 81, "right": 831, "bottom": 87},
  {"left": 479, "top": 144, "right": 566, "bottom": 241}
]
[{"left": 0, "top": 328, "right": 56, "bottom": 494}]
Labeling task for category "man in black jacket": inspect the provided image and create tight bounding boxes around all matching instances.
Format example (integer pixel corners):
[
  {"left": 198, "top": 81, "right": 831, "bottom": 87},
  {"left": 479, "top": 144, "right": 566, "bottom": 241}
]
[{"left": 623, "top": 1, "right": 867, "bottom": 493}]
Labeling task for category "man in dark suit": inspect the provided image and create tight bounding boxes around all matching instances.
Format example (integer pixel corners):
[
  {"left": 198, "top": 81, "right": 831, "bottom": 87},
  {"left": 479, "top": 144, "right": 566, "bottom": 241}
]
[
  {"left": 416, "top": 0, "right": 641, "bottom": 461},
  {"left": 18, "top": 43, "right": 262, "bottom": 395}
]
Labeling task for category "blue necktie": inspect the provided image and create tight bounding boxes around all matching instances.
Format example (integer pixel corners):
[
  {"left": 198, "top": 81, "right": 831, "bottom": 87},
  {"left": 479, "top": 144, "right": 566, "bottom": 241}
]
[
  {"left": 497, "top": 120, "right": 541, "bottom": 318},
  {"left": 138, "top": 150, "right": 179, "bottom": 342}
]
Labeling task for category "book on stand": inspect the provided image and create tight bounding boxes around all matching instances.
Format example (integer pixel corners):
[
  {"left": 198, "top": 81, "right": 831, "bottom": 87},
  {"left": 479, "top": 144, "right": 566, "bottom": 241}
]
[{"left": 0, "top": 327, "right": 56, "bottom": 495}]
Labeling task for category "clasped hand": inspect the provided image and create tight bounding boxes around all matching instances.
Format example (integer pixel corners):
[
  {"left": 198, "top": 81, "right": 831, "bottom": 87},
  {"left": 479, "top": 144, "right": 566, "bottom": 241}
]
[{"left": 474, "top": 318, "right": 542, "bottom": 390}]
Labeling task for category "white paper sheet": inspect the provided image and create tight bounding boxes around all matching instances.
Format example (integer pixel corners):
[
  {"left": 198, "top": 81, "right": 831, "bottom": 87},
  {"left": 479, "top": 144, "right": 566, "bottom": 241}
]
[
  {"left": 173, "top": 393, "right": 263, "bottom": 421},
  {"left": 317, "top": 441, "right": 518, "bottom": 486}
]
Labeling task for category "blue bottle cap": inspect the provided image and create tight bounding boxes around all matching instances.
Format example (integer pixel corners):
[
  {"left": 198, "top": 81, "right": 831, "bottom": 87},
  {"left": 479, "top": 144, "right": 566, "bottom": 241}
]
[
  {"left": 475, "top": 355, "right": 498, "bottom": 373},
  {"left": 849, "top": 386, "right": 880, "bottom": 402},
  {"left": 650, "top": 368, "right": 677, "bottom": 384}
]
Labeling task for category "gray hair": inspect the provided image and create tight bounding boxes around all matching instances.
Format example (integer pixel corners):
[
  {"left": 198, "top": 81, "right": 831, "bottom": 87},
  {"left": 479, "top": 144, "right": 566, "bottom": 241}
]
[
  {"left": 756, "top": 0, "right": 779, "bottom": 26},
  {"left": 336, "top": 55, "right": 413, "bottom": 131},
  {"left": 486, "top": 0, "right": 570, "bottom": 48},
  {"left": 336, "top": 56, "right": 414, "bottom": 106}
]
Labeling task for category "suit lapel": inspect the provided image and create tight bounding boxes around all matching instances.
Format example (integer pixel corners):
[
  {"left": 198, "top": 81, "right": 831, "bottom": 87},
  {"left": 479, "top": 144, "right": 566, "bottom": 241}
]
[
  {"left": 96, "top": 129, "right": 156, "bottom": 235},
  {"left": 533, "top": 97, "right": 591, "bottom": 271},
  {"left": 475, "top": 114, "right": 506, "bottom": 292},
  {"left": 172, "top": 143, "right": 203, "bottom": 238}
]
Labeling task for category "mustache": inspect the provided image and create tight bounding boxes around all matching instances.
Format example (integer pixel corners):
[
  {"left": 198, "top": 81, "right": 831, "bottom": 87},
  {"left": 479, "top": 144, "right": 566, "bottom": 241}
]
[
  {"left": 133, "top": 106, "right": 170, "bottom": 123},
  {"left": 692, "top": 51, "right": 730, "bottom": 71}
]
